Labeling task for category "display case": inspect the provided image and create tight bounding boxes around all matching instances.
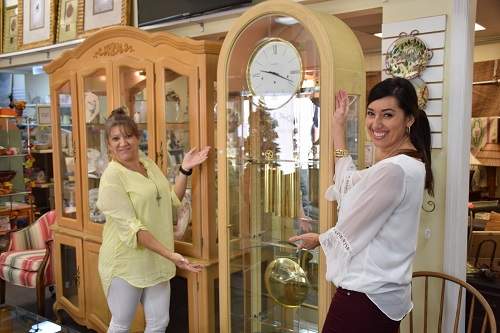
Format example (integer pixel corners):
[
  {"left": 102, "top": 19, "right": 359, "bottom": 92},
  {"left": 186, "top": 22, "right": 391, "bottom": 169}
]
[
  {"left": 45, "top": 26, "right": 220, "bottom": 332},
  {"left": 0, "top": 114, "right": 34, "bottom": 230},
  {"left": 217, "top": 1, "right": 365, "bottom": 331}
]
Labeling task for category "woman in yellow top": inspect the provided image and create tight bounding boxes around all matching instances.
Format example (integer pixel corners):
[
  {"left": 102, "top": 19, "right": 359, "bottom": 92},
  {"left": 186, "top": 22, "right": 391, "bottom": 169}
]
[{"left": 97, "top": 108, "right": 209, "bottom": 332}]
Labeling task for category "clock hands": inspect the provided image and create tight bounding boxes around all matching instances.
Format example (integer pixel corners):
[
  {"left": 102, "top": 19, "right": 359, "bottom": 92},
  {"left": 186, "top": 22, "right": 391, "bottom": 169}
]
[{"left": 260, "top": 70, "right": 294, "bottom": 84}]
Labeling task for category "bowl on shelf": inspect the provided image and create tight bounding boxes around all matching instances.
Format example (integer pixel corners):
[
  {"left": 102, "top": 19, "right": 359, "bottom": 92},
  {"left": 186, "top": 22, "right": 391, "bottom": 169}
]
[{"left": 0, "top": 170, "right": 16, "bottom": 183}]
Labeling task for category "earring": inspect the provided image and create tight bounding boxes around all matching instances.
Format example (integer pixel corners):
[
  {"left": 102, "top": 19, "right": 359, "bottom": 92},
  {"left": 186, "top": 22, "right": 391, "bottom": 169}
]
[{"left": 406, "top": 126, "right": 411, "bottom": 135}]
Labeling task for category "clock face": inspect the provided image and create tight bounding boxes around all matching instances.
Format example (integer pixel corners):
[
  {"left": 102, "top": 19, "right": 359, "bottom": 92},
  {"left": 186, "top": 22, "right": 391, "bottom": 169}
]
[{"left": 247, "top": 39, "right": 303, "bottom": 110}]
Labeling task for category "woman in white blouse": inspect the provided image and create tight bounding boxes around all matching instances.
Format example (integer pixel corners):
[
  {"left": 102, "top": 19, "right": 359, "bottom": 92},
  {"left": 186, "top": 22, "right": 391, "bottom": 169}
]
[{"left": 290, "top": 78, "right": 434, "bottom": 333}]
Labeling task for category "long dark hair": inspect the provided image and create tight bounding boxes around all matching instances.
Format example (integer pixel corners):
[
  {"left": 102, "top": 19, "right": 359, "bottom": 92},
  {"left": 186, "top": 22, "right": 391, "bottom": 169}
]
[
  {"left": 104, "top": 107, "right": 140, "bottom": 142},
  {"left": 367, "top": 77, "right": 434, "bottom": 196}
]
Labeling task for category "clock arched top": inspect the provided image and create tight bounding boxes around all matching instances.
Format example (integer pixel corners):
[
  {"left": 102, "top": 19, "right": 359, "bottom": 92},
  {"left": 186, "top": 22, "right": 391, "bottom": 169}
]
[
  {"left": 44, "top": 26, "right": 221, "bottom": 74},
  {"left": 218, "top": 0, "right": 365, "bottom": 98}
]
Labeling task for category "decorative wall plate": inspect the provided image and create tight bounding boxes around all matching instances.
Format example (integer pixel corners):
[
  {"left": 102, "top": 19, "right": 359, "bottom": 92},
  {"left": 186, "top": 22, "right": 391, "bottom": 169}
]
[
  {"left": 85, "top": 91, "right": 100, "bottom": 123},
  {"left": 410, "top": 77, "right": 429, "bottom": 109},
  {"left": 385, "top": 30, "right": 433, "bottom": 79}
]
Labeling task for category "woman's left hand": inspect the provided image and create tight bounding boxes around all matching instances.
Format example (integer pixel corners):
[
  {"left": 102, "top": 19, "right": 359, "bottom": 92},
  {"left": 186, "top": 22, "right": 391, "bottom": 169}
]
[{"left": 181, "top": 146, "right": 211, "bottom": 171}]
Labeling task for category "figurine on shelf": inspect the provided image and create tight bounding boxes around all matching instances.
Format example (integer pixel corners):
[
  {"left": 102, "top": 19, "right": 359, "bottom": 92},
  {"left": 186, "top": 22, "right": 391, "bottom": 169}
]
[{"left": 13, "top": 100, "right": 26, "bottom": 117}]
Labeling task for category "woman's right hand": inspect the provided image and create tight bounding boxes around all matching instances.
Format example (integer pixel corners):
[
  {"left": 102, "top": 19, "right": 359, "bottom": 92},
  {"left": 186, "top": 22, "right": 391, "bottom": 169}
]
[
  {"left": 333, "top": 89, "right": 349, "bottom": 128},
  {"left": 169, "top": 252, "right": 203, "bottom": 273},
  {"left": 289, "top": 233, "right": 320, "bottom": 250}
]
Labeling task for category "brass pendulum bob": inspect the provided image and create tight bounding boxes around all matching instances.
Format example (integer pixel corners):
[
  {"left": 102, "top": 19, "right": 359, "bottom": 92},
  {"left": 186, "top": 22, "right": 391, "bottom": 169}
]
[{"left": 264, "top": 244, "right": 313, "bottom": 308}]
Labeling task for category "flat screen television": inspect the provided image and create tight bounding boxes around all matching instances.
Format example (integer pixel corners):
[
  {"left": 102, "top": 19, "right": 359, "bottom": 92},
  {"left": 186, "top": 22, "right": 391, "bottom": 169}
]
[{"left": 137, "top": 0, "right": 252, "bottom": 27}]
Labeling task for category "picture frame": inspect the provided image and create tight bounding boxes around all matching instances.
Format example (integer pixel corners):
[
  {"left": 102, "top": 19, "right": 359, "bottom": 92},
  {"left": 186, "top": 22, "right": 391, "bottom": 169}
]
[
  {"left": 77, "top": 0, "right": 130, "bottom": 37},
  {"left": 0, "top": 1, "right": 3, "bottom": 54},
  {"left": 18, "top": 0, "right": 56, "bottom": 50},
  {"left": 2, "top": 5, "right": 19, "bottom": 53},
  {"left": 37, "top": 105, "right": 52, "bottom": 125},
  {"left": 56, "top": 0, "right": 78, "bottom": 43}
]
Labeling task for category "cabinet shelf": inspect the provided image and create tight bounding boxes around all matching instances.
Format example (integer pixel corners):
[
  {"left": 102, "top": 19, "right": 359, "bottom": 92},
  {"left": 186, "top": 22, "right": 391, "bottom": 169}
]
[
  {"left": 165, "top": 122, "right": 189, "bottom": 129},
  {"left": 30, "top": 149, "right": 53, "bottom": 154},
  {"left": 0, "top": 154, "right": 27, "bottom": 158},
  {"left": 32, "top": 183, "right": 54, "bottom": 189},
  {"left": 0, "top": 191, "right": 31, "bottom": 198}
]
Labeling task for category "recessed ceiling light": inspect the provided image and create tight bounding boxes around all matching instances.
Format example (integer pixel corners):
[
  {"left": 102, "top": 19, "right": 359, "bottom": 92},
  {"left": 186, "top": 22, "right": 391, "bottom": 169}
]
[
  {"left": 373, "top": 32, "right": 383, "bottom": 38},
  {"left": 475, "top": 23, "right": 486, "bottom": 31}
]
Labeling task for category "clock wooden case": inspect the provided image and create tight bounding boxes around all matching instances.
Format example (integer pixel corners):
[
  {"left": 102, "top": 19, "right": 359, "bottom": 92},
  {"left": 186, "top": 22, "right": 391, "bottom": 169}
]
[
  {"left": 217, "top": 1, "right": 366, "bottom": 331},
  {"left": 45, "top": 26, "right": 220, "bottom": 332}
]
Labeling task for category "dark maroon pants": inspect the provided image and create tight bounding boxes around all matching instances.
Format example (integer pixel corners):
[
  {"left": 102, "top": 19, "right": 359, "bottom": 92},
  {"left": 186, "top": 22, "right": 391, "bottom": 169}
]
[{"left": 322, "top": 288, "right": 400, "bottom": 333}]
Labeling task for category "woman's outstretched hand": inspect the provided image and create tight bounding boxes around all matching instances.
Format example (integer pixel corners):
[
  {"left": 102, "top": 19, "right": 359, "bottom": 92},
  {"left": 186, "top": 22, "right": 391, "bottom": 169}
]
[
  {"left": 181, "top": 146, "right": 210, "bottom": 171},
  {"left": 170, "top": 252, "right": 203, "bottom": 273},
  {"left": 333, "top": 89, "right": 349, "bottom": 128},
  {"left": 289, "top": 233, "right": 320, "bottom": 250}
]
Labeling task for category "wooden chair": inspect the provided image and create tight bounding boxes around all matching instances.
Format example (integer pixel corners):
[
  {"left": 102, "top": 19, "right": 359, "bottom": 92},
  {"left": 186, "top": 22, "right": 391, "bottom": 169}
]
[
  {"left": 468, "top": 231, "right": 500, "bottom": 271},
  {"left": 408, "top": 271, "right": 496, "bottom": 333},
  {"left": 0, "top": 211, "right": 56, "bottom": 316}
]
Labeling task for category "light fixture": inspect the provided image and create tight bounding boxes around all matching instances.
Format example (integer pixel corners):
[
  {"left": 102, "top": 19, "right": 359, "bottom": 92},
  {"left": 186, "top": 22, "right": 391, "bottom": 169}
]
[
  {"left": 475, "top": 23, "right": 486, "bottom": 31},
  {"left": 373, "top": 32, "right": 382, "bottom": 38},
  {"left": 275, "top": 16, "right": 299, "bottom": 26},
  {"left": 32, "top": 65, "right": 45, "bottom": 75}
]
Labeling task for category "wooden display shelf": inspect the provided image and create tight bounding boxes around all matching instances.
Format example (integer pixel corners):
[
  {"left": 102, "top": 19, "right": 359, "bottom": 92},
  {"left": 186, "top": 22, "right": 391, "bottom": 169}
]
[
  {"left": 0, "top": 154, "right": 27, "bottom": 158},
  {"left": 32, "top": 182, "right": 54, "bottom": 188}
]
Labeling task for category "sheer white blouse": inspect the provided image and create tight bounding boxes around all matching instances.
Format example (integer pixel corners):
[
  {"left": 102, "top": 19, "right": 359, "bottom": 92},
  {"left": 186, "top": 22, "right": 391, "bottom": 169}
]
[{"left": 319, "top": 154, "right": 425, "bottom": 321}]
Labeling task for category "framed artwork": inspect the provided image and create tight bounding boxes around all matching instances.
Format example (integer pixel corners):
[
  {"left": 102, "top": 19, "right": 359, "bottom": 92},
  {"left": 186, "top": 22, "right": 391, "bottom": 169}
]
[
  {"left": 37, "top": 105, "right": 52, "bottom": 125},
  {"left": 77, "top": 0, "right": 130, "bottom": 37},
  {"left": 56, "top": 0, "right": 78, "bottom": 42},
  {"left": 2, "top": 6, "right": 18, "bottom": 53},
  {"left": 18, "top": 0, "right": 56, "bottom": 50},
  {"left": 0, "top": 1, "right": 2, "bottom": 53}
]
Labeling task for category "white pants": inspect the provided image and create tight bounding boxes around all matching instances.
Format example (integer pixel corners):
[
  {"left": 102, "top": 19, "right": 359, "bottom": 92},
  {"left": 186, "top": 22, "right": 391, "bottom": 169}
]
[{"left": 107, "top": 277, "right": 171, "bottom": 333}]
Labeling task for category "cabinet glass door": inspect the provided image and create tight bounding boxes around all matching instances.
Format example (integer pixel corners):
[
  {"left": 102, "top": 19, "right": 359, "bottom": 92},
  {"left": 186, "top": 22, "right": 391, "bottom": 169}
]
[
  {"left": 53, "top": 79, "right": 82, "bottom": 229},
  {"left": 54, "top": 233, "right": 84, "bottom": 318},
  {"left": 79, "top": 66, "right": 111, "bottom": 234},
  {"left": 114, "top": 59, "right": 155, "bottom": 158},
  {"left": 156, "top": 60, "right": 201, "bottom": 257},
  {"left": 61, "top": 243, "right": 80, "bottom": 307}
]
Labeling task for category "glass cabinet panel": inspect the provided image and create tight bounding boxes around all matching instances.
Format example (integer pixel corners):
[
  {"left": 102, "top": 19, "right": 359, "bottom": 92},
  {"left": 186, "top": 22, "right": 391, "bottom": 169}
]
[
  {"left": 163, "top": 68, "right": 192, "bottom": 243},
  {"left": 117, "top": 65, "right": 149, "bottom": 156},
  {"left": 60, "top": 244, "right": 79, "bottom": 307},
  {"left": 83, "top": 69, "right": 108, "bottom": 224},
  {"left": 225, "top": 15, "right": 326, "bottom": 332},
  {"left": 55, "top": 82, "right": 77, "bottom": 219}
]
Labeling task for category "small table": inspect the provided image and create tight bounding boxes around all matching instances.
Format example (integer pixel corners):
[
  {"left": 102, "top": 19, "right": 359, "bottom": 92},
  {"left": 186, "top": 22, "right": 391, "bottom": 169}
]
[{"left": 0, "top": 304, "right": 78, "bottom": 333}]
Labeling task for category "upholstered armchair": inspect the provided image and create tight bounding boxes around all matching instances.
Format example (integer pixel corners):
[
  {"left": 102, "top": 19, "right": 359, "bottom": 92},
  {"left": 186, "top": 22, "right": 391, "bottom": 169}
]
[{"left": 0, "top": 210, "right": 56, "bottom": 316}]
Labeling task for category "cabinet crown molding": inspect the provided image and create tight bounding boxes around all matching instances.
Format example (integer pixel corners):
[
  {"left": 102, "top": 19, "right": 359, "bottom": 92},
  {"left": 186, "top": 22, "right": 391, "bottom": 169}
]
[{"left": 44, "top": 26, "right": 221, "bottom": 74}]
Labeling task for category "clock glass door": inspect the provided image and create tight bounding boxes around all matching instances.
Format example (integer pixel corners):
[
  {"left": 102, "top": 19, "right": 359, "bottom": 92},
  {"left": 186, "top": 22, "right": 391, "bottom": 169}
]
[{"left": 225, "top": 15, "right": 322, "bottom": 332}]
